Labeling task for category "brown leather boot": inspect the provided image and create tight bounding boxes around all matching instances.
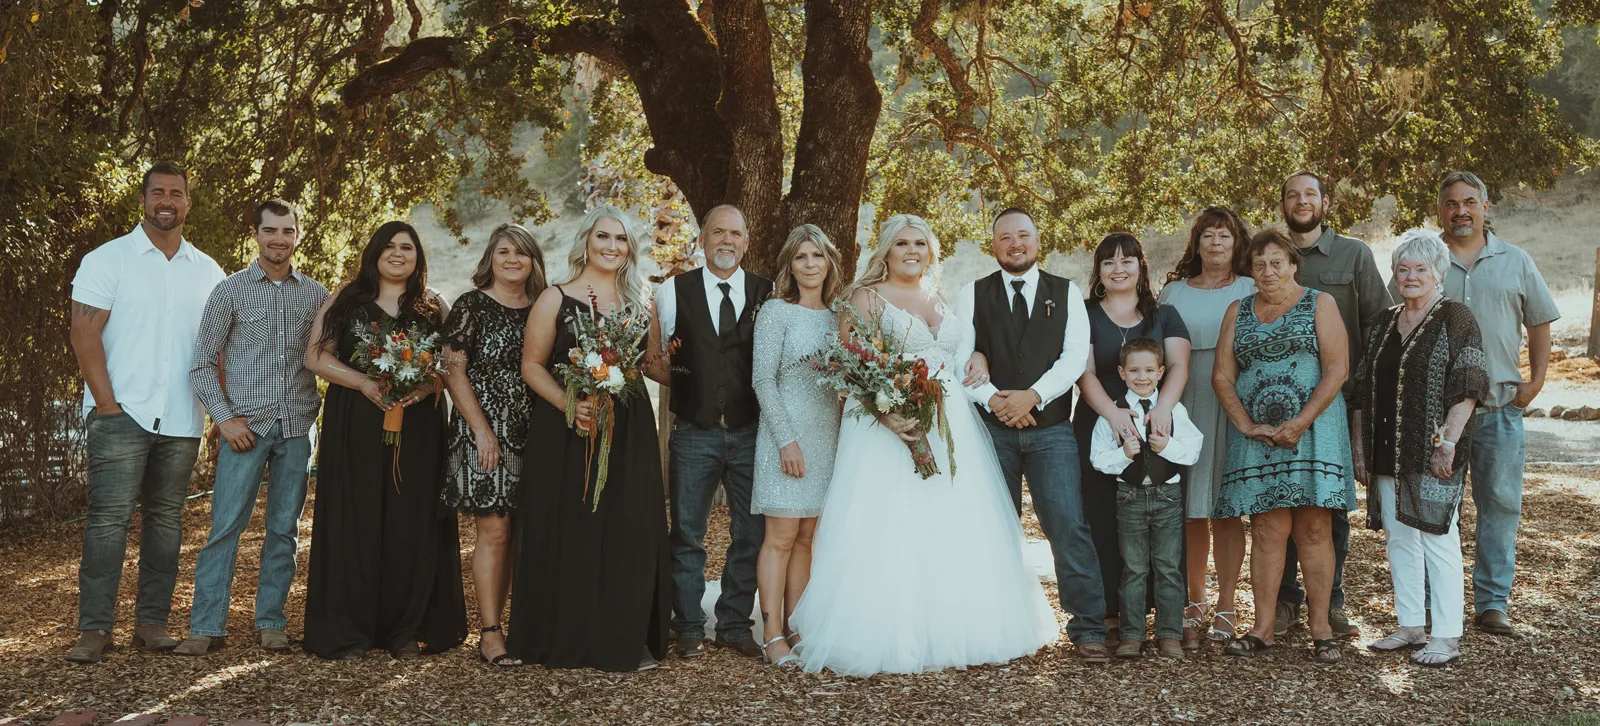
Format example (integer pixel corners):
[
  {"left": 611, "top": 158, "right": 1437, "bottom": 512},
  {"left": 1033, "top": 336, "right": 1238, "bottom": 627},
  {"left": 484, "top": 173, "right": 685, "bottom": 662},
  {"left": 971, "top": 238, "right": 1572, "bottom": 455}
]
[
  {"left": 1114, "top": 638, "right": 1144, "bottom": 659},
  {"left": 131, "top": 625, "right": 178, "bottom": 651},
  {"left": 66, "top": 629, "right": 115, "bottom": 663},
  {"left": 173, "top": 635, "right": 226, "bottom": 656},
  {"left": 1157, "top": 637, "right": 1185, "bottom": 659}
]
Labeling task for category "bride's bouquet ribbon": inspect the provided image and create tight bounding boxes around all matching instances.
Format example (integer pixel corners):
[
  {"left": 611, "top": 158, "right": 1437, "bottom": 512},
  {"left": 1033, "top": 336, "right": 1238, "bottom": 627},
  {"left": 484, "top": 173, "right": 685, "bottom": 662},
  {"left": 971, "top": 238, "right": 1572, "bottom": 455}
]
[
  {"left": 805, "top": 301, "right": 955, "bottom": 479},
  {"left": 551, "top": 289, "right": 650, "bottom": 511}
]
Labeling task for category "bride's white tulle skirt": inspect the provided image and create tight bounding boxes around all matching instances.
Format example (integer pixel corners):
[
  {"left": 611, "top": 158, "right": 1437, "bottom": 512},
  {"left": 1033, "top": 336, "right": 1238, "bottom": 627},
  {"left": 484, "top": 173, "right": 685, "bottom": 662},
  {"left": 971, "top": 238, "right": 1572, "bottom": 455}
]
[{"left": 789, "top": 395, "right": 1060, "bottom": 676}]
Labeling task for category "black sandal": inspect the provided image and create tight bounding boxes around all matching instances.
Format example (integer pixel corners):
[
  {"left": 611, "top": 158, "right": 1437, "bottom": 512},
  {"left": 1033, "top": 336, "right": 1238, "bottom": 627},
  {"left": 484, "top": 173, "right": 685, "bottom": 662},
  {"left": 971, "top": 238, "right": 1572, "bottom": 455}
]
[
  {"left": 477, "top": 625, "right": 521, "bottom": 667},
  {"left": 1313, "top": 638, "right": 1343, "bottom": 664},
  {"left": 1224, "top": 634, "right": 1273, "bottom": 657}
]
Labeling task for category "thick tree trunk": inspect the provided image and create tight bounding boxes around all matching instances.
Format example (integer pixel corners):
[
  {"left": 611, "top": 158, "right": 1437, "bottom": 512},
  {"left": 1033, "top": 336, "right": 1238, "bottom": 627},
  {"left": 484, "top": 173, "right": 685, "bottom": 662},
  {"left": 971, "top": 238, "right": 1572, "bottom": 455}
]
[
  {"left": 778, "top": 0, "right": 881, "bottom": 278},
  {"left": 339, "top": 0, "right": 880, "bottom": 278},
  {"left": 711, "top": 0, "right": 786, "bottom": 271}
]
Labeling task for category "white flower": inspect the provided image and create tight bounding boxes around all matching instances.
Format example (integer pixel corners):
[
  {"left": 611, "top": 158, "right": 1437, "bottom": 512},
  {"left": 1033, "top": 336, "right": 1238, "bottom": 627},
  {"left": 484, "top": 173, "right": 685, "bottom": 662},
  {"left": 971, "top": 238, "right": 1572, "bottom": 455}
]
[
  {"left": 875, "top": 391, "right": 892, "bottom": 411},
  {"left": 607, "top": 366, "right": 625, "bottom": 389},
  {"left": 584, "top": 351, "right": 604, "bottom": 369}
]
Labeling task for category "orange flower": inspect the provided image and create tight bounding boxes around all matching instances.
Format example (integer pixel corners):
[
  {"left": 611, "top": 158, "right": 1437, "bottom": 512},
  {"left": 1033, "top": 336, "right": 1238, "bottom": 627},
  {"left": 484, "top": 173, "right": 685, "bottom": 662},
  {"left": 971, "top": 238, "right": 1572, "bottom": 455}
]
[
  {"left": 419, "top": 351, "right": 433, "bottom": 365},
  {"left": 591, "top": 364, "right": 611, "bottom": 381},
  {"left": 401, "top": 349, "right": 414, "bottom": 362},
  {"left": 568, "top": 348, "right": 582, "bottom": 364}
]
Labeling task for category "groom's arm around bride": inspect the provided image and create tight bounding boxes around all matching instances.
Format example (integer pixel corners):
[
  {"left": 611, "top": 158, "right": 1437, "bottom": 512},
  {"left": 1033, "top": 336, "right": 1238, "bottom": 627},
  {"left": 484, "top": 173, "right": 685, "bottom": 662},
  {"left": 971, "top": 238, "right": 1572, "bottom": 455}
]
[{"left": 951, "top": 207, "right": 1112, "bottom": 662}]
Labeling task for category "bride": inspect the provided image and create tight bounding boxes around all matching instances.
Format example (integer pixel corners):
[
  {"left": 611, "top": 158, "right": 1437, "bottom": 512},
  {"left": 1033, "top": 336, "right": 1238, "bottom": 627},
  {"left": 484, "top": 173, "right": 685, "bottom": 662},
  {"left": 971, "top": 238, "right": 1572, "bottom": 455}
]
[{"left": 790, "top": 214, "right": 1058, "bottom": 676}]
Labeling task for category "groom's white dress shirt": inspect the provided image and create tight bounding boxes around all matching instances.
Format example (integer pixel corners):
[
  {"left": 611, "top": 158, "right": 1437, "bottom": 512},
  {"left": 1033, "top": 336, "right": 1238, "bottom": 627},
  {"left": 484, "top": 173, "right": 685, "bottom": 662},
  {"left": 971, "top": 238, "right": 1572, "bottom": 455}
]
[{"left": 953, "top": 264, "right": 1090, "bottom": 413}]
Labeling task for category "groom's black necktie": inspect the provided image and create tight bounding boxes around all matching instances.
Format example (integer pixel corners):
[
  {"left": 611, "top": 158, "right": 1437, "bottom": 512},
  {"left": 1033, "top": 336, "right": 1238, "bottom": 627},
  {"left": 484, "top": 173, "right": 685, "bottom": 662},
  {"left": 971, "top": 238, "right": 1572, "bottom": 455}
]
[
  {"left": 1009, "top": 279, "right": 1028, "bottom": 338},
  {"left": 718, "top": 281, "right": 737, "bottom": 342}
]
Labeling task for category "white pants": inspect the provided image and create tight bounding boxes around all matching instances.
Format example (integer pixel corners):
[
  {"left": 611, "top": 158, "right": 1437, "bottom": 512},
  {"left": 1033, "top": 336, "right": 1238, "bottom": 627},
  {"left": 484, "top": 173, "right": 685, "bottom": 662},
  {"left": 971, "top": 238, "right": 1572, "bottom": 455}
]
[{"left": 1376, "top": 476, "right": 1465, "bottom": 638}]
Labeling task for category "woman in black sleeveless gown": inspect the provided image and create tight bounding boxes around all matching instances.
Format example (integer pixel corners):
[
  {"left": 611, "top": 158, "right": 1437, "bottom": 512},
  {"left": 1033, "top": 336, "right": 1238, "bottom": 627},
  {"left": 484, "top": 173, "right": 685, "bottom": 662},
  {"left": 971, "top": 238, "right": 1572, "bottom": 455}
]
[
  {"left": 302, "top": 221, "right": 467, "bottom": 659},
  {"left": 1071, "top": 234, "right": 1191, "bottom": 637},
  {"left": 507, "top": 205, "right": 669, "bottom": 672}
]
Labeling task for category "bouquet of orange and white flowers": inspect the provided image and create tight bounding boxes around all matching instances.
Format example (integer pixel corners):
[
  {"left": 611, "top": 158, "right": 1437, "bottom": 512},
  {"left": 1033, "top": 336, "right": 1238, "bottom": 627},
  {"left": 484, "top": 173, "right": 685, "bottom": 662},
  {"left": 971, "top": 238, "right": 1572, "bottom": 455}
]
[
  {"left": 350, "top": 320, "right": 448, "bottom": 446},
  {"left": 805, "top": 302, "right": 955, "bottom": 479},
  {"left": 551, "top": 289, "right": 650, "bottom": 511}
]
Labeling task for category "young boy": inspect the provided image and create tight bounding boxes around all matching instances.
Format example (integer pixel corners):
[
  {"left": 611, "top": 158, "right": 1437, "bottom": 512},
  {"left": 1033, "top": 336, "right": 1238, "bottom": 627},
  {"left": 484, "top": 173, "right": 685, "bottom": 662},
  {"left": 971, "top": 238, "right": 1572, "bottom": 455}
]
[{"left": 1089, "top": 337, "right": 1204, "bottom": 659}]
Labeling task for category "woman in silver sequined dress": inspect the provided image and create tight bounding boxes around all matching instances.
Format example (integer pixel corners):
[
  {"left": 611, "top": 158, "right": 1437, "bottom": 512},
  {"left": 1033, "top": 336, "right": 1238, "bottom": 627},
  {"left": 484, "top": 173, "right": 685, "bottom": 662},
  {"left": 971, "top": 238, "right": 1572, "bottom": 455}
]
[{"left": 751, "top": 225, "right": 845, "bottom": 667}]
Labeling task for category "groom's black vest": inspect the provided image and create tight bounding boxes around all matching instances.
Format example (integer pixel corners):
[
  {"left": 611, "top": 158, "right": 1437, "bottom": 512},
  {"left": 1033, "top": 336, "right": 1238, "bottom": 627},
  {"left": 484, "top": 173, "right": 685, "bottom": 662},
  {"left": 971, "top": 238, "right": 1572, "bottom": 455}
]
[
  {"left": 971, "top": 270, "right": 1073, "bottom": 429},
  {"left": 669, "top": 267, "right": 773, "bottom": 429}
]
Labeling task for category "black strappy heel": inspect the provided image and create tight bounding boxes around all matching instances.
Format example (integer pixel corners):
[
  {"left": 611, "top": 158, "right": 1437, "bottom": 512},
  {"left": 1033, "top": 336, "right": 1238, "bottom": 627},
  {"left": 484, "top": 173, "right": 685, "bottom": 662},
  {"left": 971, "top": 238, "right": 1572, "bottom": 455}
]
[{"left": 477, "top": 625, "right": 521, "bottom": 667}]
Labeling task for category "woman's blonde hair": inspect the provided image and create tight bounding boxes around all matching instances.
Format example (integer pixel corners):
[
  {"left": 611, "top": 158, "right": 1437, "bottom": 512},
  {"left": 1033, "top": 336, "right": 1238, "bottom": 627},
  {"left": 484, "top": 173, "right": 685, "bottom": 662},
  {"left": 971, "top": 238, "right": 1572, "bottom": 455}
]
[
  {"left": 772, "top": 224, "right": 845, "bottom": 304},
  {"left": 847, "top": 214, "right": 941, "bottom": 297},
  {"left": 562, "top": 205, "right": 649, "bottom": 312},
  {"left": 471, "top": 223, "right": 547, "bottom": 300}
]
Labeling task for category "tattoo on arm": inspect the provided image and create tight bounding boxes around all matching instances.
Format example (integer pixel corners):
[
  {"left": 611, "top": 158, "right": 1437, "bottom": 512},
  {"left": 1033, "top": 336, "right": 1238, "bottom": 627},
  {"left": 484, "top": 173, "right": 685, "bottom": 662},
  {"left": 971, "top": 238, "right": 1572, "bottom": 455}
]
[{"left": 74, "top": 301, "right": 106, "bottom": 319}]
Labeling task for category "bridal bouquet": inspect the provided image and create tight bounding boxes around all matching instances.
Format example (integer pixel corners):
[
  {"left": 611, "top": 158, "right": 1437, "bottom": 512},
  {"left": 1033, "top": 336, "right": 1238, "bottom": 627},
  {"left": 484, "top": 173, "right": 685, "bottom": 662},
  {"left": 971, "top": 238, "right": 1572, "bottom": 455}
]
[
  {"left": 806, "top": 302, "right": 955, "bottom": 479},
  {"left": 350, "top": 320, "right": 448, "bottom": 446},
  {"left": 550, "top": 288, "right": 650, "bottom": 511}
]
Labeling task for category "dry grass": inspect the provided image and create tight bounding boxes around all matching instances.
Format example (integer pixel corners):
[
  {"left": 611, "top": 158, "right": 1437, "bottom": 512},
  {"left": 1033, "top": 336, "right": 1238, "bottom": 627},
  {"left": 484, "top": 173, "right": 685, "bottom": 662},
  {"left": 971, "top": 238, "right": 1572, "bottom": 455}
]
[{"left": 2, "top": 463, "right": 1598, "bottom": 724}]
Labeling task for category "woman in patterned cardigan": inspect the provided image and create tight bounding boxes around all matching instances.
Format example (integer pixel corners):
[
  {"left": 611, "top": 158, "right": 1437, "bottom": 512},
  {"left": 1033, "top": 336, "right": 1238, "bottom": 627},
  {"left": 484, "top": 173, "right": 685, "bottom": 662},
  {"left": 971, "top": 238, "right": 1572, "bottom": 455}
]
[{"left": 1352, "top": 228, "right": 1488, "bottom": 668}]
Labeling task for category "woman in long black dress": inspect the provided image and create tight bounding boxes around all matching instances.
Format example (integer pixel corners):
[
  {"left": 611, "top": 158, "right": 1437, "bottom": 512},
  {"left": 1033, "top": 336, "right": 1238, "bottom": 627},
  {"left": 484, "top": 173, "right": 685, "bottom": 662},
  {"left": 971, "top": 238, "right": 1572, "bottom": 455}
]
[
  {"left": 302, "top": 221, "right": 467, "bottom": 660},
  {"left": 1071, "top": 233, "right": 1191, "bottom": 642},
  {"left": 507, "top": 205, "right": 670, "bottom": 672}
]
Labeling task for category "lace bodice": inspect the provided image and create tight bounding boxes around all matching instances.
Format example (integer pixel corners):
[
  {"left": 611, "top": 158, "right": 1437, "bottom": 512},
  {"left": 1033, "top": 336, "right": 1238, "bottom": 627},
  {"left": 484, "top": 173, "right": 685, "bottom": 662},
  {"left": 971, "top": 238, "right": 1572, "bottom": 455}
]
[{"left": 878, "top": 299, "right": 964, "bottom": 381}]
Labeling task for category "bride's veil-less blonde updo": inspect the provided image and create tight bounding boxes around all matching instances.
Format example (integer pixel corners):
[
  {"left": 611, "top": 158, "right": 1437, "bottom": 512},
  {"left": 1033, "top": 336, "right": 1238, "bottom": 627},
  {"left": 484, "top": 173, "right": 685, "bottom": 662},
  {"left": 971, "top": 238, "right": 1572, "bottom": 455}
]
[
  {"left": 847, "top": 214, "right": 942, "bottom": 298},
  {"left": 562, "top": 204, "right": 651, "bottom": 312}
]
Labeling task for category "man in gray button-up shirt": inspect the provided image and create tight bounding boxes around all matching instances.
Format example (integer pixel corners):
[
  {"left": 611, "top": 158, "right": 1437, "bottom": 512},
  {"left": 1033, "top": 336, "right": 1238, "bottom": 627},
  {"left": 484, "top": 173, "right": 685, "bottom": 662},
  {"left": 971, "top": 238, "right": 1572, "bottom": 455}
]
[
  {"left": 1274, "top": 171, "right": 1392, "bottom": 638},
  {"left": 1431, "top": 171, "right": 1559, "bottom": 637},
  {"left": 177, "top": 199, "right": 329, "bottom": 654}
]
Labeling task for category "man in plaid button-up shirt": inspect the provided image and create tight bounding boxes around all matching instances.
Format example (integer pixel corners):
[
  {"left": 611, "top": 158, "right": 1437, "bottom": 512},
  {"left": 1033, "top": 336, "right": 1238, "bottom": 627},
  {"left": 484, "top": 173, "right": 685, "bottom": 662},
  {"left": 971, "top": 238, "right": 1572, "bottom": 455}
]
[{"left": 177, "top": 199, "right": 329, "bottom": 655}]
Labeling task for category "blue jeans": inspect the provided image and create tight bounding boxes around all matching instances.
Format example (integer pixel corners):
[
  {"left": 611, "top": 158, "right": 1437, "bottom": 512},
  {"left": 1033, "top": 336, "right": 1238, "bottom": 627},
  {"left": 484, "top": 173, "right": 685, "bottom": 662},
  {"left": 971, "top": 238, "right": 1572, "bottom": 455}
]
[
  {"left": 1470, "top": 405, "right": 1525, "bottom": 615},
  {"left": 78, "top": 411, "right": 201, "bottom": 632},
  {"left": 188, "top": 421, "right": 311, "bottom": 637},
  {"left": 1278, "top": 508, "right": 1349, "bottom": 609},
  {"left": 984, "top": 419, "right": 1107, "bottom": 643},
  {"left": 1116, "top": 479, "right": 1185, "bottom": 642},
  {"left": 668, "top": 421, "right": 763, "bottom": 641}
]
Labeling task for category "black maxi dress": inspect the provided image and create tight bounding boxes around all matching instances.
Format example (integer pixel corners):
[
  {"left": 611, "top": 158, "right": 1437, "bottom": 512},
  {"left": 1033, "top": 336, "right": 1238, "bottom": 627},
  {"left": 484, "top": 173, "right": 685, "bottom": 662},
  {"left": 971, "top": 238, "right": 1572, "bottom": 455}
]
[
  {"left": 303, "top": 301, "right": 468, "bottom": 658},
  {"left": 506, "top": 293, "right": 670, "bottom": 671},
  {"left": 1071, "top": 301, "right": 1190, "bottom": 617}
]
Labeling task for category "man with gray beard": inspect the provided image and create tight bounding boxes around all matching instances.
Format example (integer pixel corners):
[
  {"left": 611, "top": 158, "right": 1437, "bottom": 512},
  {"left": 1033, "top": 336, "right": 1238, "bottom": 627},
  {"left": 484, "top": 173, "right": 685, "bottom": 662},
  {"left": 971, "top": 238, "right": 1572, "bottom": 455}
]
[
  {"left": 648, "top": 205, "right": 774, "bottom": 659},
  {"left": 1273, "top": 171, "right": 1391, "bottom": 640},
  {"left": 1428, "top": 171, "right": 1557, "bottom": 636}
]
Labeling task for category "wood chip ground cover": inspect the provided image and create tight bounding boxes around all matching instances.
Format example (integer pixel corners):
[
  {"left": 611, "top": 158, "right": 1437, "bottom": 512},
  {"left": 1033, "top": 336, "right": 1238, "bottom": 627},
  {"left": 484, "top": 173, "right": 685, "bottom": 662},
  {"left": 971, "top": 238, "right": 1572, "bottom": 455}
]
[{"left": 2, "top": 466, "right": 1597, "bottom": 724}]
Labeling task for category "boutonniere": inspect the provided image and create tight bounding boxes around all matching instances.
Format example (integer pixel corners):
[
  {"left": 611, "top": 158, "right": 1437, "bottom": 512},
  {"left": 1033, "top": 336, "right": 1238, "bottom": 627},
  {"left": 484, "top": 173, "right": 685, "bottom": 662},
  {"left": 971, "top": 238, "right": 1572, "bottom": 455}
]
[{"left": 1045, "top": 300, "right": 1055, "bottom": 318}]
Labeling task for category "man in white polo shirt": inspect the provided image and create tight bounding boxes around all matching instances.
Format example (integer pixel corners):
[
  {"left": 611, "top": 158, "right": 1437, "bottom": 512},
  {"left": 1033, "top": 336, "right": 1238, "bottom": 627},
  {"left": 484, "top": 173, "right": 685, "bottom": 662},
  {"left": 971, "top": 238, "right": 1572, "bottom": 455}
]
[{"left": 66, "top": 161, "right": 226, "bottom": 663}]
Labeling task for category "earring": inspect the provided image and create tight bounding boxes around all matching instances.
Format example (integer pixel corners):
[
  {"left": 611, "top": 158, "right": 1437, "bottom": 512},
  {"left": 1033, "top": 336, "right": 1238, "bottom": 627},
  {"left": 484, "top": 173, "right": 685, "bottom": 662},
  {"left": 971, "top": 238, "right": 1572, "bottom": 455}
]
[{"left": 1091, "top": 280, "right": 1106, "bottom": 299}]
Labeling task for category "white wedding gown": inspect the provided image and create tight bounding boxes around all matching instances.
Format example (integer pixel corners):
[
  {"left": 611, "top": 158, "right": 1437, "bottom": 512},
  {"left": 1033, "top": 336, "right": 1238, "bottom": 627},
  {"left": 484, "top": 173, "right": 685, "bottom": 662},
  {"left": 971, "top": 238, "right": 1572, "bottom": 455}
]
[{"left": 790, "top": 299, "right": 1059, "bottom": 676}]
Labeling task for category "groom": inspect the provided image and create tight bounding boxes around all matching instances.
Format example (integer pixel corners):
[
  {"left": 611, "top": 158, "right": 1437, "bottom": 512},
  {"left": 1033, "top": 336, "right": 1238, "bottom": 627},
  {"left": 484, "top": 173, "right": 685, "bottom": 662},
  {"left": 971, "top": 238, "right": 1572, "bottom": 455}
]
[{"left": 953, "top": 207, "right": 1111, "bottom": 663}]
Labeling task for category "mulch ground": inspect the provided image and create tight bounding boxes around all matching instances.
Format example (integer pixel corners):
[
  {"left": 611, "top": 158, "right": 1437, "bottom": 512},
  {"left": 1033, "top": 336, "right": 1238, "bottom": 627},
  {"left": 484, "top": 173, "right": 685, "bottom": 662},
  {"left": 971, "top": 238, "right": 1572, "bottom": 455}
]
[{"left": 2, "top": 466, "right": 1598, "bottom": 725}]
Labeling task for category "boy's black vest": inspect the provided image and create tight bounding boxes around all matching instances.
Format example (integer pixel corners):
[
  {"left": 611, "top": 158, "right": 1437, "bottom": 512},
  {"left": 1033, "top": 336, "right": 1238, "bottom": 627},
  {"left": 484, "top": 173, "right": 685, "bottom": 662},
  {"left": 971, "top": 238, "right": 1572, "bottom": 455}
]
[
  {"left": 1115, "top": 397, "right": 1181, "bottom": 486},
  {"left": 971, "top": 270, "right": 1074, "bottom": 428},
  {"left": 668, "top": 267, "right": 774, "bottom": 429}
]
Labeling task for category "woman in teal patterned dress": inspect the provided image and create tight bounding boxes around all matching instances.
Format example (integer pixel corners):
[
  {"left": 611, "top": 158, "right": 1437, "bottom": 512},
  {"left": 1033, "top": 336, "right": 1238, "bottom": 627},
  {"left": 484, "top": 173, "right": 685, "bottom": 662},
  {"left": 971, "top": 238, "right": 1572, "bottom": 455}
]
[{"left": 1212, "top": 230, "right": 1355, "bottom": 664}]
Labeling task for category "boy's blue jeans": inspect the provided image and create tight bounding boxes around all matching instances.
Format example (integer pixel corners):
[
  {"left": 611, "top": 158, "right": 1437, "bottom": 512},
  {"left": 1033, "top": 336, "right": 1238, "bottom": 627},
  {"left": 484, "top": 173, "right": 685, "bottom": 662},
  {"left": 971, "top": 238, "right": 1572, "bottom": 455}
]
[{"left": 1116, "top": 478, "right": 1185, "bottom": 642}]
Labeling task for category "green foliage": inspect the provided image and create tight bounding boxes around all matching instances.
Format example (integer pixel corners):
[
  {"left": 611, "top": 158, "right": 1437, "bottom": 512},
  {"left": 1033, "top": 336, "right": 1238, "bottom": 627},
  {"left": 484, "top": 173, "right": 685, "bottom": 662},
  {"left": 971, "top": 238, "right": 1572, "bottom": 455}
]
[
  {"left": 2, "top": 0, "right": 1596, "bottom": 524},
  {"left": 869, "top": 0, "right": 1599, "bottom": 256}
]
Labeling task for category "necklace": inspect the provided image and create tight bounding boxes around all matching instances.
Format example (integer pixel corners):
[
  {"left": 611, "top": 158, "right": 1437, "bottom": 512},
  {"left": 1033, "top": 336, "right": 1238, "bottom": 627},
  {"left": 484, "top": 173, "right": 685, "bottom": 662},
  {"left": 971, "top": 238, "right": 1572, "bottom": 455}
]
[
  {"left": 1190, "top": 272, "right": 1237, "bottom": 290},
  {"left": 1400, "top": 293, "right": 1443, "bottom": 331}
]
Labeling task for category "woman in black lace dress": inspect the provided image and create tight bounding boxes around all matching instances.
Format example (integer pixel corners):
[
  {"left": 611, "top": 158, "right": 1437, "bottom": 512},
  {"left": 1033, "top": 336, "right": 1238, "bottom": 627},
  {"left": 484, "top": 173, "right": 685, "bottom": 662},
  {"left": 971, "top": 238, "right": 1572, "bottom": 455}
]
[
  {"left": 440, "top": 223, "right": 547, "bottom": 666},
  {"left": 301, "top": 221, "right": 467, "bottom": 660},
  {"left": 506, "top": 205, "right": 671, "bottom": 672}
]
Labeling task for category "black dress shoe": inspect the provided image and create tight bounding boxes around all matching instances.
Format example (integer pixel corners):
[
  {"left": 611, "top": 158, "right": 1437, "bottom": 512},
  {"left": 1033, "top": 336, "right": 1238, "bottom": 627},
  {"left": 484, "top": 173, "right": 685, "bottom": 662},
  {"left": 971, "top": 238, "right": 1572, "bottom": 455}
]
[
  {"left": 714, "top": 635, "right": 765, "bottom": 659},
  {"left": 1476, "top": 609, "right": 1515, "bottom": 636}
]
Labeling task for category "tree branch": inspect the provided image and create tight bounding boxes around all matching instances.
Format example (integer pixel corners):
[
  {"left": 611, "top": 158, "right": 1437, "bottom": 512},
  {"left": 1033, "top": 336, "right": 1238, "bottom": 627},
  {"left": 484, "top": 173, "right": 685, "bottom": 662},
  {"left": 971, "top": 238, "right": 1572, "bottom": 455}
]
[
  {"left": 340, "top": 18, "right": 622, "bottom": 106},
  {"left": 910, "top": 0, "right": 978, "bottom": 116}
]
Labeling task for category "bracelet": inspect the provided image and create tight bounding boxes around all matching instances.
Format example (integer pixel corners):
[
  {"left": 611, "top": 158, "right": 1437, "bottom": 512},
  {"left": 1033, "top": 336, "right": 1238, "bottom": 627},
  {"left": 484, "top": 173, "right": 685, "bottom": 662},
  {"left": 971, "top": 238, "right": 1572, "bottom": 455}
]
[{"left": 1438, "top": 439, "right": 1456, "bottom": 449}]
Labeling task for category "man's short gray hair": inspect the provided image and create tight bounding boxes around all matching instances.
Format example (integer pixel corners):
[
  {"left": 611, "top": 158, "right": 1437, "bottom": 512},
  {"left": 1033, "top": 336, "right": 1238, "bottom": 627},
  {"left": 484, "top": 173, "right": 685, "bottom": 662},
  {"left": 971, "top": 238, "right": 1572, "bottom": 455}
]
[
  {"left": 1436, "top": 170, "right": 1489, "bottom": 209},
  {"left": 1390, "top": 228, "right": 1450, "bottom": 286}
]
